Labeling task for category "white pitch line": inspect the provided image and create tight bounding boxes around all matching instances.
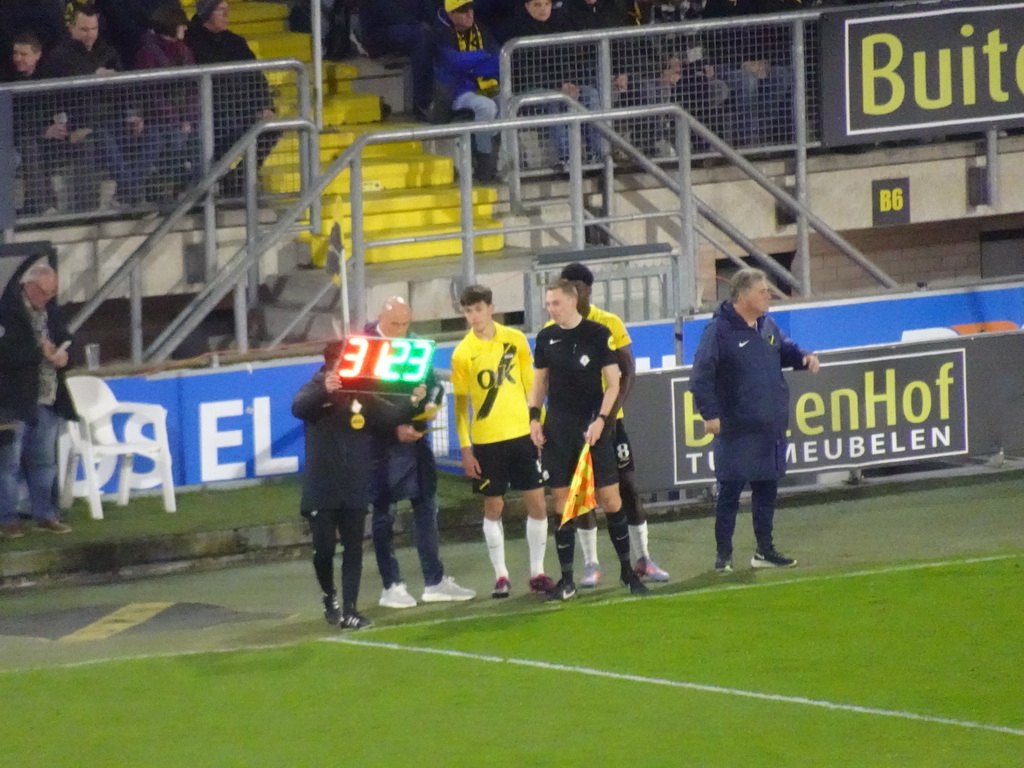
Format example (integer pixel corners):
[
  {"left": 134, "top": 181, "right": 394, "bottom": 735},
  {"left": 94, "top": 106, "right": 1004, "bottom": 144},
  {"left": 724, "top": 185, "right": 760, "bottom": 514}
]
[
  {"left": 330, "top": 636, "right": 1024, "bottom": 738},
  {"left": 361, "top": 552, "right": 1021, "bottom": 635}
]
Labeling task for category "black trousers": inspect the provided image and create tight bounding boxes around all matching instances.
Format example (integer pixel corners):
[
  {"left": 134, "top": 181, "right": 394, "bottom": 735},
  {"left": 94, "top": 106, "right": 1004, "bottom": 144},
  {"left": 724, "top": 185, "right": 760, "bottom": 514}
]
[{"left": 309, "top": 507, "right": 367, "bottom": 613}]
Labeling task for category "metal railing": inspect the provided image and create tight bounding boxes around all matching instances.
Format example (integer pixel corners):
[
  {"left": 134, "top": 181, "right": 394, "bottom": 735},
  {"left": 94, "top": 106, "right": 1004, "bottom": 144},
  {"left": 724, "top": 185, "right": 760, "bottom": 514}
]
[
  {"left": 2, "top": 58, "right": 312, "bottom": 229},
  {"left": 241, "top": 101, "right": 895, "bottom": 361},
  {"left": 66, "top": 117, "right": 319, "bottom": 363}
]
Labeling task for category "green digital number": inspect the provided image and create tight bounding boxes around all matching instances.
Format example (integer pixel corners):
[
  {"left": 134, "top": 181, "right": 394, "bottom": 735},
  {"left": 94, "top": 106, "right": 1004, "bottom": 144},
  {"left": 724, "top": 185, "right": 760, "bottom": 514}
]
[
  {"left": 374, "top": 339, "right": 411, "bottom": 381},
  {"left": 403, "top": 340, "right": 433, "bottom": 383}
]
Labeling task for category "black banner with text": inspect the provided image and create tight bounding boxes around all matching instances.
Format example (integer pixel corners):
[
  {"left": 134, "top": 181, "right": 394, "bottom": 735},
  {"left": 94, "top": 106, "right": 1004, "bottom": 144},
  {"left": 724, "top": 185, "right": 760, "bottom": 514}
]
[
  {"left": 819, "top": 1, "right": 1024, "bottom": 146},
  {"left": 629, "top": 332, "right": 1024, "bottom": 492}
]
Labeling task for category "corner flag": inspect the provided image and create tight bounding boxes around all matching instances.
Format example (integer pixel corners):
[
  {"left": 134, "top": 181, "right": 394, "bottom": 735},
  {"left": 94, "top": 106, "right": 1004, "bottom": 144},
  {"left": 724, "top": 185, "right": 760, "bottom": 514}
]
[{"left": 560, "top": 443, "right": 597, "bottom": 527}]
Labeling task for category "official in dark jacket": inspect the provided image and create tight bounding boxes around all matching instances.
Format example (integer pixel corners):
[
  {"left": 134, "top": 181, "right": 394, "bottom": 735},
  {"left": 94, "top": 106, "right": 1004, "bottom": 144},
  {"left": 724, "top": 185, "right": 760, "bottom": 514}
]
[
  {"left": 0, "top": 261, "right": 76, "bottom": 538},
  {"left": 292, "top": 341, "right": 420, "bottom": 630},
  {"left": 689, "top": 267, "right": 819, "bottom": 572}
]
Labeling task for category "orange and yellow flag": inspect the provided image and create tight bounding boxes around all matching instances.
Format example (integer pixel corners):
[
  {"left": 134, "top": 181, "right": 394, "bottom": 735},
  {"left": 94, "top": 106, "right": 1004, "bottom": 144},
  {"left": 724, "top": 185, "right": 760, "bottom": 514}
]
[{"left": 560, "top": 444, "right": 597, "bottom": 527}]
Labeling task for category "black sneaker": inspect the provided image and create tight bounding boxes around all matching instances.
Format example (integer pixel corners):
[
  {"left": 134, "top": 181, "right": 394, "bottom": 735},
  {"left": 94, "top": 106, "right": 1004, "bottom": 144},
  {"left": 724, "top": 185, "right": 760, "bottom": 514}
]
[
  {"left": 340, "top": 611, "right": 373, "bottom": 630},
  {"left": 751, "top": 549, "right": 797, "bottom": 568},
  {"left": 323, "top": 594, "right": 342, "bottom": 626},
  {"left": 621, "top": 572, "right": 650, "bottom": 596},
  {"left": 547, "top": 578, "right": 577, "bottom": 602},
  {"left": 714, "top": 555, "right": 734, "bottom": 573}
]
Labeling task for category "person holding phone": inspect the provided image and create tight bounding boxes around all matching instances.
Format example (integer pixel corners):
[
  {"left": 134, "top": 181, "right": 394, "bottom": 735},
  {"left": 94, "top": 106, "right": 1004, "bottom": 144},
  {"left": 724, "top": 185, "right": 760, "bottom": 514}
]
[{"left": 0, "top": 261, "right": 76, "bottom": 538}]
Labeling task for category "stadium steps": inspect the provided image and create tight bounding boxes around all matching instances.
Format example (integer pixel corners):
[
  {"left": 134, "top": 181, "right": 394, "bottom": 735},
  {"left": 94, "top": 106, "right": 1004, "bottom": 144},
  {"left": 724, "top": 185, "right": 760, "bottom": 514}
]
[{"left": 178, "top": 0, "right": 506, "bottom": 340}]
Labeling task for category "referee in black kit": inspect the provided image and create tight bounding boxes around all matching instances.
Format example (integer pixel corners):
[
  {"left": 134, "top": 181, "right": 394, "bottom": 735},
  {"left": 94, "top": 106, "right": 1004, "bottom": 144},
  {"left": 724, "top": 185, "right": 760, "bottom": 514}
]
[{"left": 528, "top": 280, "right": 649, "bottom": 600}]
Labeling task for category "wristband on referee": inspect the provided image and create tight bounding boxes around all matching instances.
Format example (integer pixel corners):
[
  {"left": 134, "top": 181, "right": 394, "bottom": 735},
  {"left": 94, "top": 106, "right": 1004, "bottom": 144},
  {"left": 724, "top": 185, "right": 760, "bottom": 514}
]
[
  {"left": 596, "top": 413, "right": 609, "bottom": 422},
  {"left": 529, "top": 406, "right": 542, "bottom": 422}
]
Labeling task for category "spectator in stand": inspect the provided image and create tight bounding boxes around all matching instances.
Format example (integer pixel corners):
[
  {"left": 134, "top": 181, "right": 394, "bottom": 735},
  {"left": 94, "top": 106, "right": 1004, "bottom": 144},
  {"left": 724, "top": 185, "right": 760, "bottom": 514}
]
[
  {"left": 0, "top": 261, "right": 76, "bottom": 539},
  {"left": 134, "top": 2, "right": 199, "bottom": 196},
  {"left": 40, "top": 2, "right": 165, "bottom": 207},
  {"left": 507, "top": 0, "right": 603, "bottom": 173},
  {"left": 358, "top": 0, "right": 435, "bottom": 121},
  {"left": 432, "top": 0, "right": 502, "bottom": 182},
  {"left": 0, "top": 0, "right": 67, "bottom": 81},
  {"left": 10, "top": 33, "right": 66, "bottom": 214},
  {"left": 185, "top": 0, "right": 279, "bottom": 197},
  {"left": 474, "top": 0, "right": 520, "bottom": 43},
  {"left": 708, "top": 0, "right": 798, "bottom": 147},
  {"left": 564, "top": 0, "right": 672, "bottom": 157},
  {"left": 95, "top": 0, "right": 174, "bottom": 65}
]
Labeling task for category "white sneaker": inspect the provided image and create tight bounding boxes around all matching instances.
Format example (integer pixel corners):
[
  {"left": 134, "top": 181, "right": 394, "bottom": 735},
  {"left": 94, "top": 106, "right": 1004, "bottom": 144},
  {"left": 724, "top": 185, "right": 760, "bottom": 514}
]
[
  {"left": 379, "top": 582, "right": 417, "bottom": 609},
  {"left": 421, "top": 576, "right": 476, "bottom": 602}
]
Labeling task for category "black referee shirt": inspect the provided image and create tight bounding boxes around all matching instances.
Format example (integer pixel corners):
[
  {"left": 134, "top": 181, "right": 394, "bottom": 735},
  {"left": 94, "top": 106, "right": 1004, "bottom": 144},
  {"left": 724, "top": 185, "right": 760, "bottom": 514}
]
[{"left": 534, "top": 319, "right": 616, "bottom": 418}]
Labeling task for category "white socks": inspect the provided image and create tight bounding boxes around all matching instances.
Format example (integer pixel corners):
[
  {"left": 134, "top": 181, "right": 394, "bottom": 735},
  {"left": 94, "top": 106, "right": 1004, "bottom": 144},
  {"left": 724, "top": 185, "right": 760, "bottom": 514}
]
[
  {"left": 526, "top": 516, "right": 548, "bottom": 577},
  {"left": 483, "top": 518, "right": 508, "bottom": 579},
  {"left": 577, "top": 526, "right": 599, "bottom": 567},
  {"left": 629, "top": 522, "right": 650, "bottom": 562}
]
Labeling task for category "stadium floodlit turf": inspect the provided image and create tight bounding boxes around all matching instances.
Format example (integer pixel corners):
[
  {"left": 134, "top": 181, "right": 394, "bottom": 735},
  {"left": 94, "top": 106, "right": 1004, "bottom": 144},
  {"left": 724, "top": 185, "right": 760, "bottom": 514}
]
[{"left": 3, "top": 555, "right": 1020, "bottom": 766}]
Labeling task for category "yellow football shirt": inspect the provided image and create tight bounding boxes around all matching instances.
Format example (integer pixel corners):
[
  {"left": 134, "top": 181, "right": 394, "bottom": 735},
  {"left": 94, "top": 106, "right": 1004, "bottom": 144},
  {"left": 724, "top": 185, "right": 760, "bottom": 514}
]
[
  {"left": 584, "top": 305, "right": 632, "bottom": 420},
  {"left": 450, "top": 322, "right": 535, "bottom": 446}
]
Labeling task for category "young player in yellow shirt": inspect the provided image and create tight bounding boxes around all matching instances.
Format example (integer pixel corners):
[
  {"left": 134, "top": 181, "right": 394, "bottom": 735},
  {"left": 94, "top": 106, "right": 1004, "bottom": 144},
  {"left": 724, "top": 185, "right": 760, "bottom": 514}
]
[
  {"left": 451, "top": 285, "right": 555, "bottom": 598},
  {"left": 559, "top": 262, "right": 670, "bottom": 585}
]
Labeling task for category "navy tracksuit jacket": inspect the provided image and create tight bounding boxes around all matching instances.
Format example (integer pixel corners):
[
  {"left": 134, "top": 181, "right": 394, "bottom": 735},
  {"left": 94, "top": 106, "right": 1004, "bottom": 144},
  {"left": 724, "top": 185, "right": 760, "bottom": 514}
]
[{"left": 689, "top": 301, "right": 808, "bottom": 482}]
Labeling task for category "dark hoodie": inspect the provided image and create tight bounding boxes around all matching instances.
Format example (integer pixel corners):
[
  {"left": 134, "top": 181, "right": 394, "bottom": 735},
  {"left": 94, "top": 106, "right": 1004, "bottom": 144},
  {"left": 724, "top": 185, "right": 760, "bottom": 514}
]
[{"left": 184, "top": 20, "right": 274, "bottom": 120}]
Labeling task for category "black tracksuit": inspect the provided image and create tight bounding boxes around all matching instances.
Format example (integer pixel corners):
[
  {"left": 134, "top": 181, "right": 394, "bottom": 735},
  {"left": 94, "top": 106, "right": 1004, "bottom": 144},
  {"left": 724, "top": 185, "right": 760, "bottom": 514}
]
[{"left": 292, "top": 368, "right": 415, "bottom": 612}]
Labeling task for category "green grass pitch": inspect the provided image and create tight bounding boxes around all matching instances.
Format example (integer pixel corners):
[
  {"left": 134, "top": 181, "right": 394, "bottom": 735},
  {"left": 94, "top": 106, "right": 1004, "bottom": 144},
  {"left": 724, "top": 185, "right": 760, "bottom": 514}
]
[{"left": 3, "top": 555, "right": 1020, "bottom": 767}]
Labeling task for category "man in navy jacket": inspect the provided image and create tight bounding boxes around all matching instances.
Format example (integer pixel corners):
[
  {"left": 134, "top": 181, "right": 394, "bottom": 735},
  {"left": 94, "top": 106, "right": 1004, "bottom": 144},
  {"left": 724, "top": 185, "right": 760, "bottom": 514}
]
[{"left": 689, "top": 267, "right": 819, "bottom": 572}]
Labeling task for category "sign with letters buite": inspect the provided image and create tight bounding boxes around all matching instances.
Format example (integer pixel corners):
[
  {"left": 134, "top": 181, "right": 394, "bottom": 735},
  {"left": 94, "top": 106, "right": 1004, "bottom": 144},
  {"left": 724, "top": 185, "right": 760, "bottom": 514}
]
[
  {"left": 819, "top": 1, "right": 1024, "bottom": 146},
  {"left": 872, "top": 178, "right": 910, "bottom": 226}
]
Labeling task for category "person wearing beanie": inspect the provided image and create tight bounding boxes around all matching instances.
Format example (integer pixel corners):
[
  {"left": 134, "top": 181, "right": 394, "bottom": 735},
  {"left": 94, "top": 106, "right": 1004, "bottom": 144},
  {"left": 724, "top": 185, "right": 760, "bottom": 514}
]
[{"left": 185, "top": 0, "right": 278, "bottom": 196}]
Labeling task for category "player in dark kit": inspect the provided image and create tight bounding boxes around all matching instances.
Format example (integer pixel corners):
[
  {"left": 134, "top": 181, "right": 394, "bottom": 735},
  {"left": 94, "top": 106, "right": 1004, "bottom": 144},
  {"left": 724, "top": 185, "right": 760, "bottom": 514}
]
[
  {"left": 292, "top": 341, "right": 424, "bottom": 629},
  {"left": 528, "top": 280, "right": 649, "bottom": 600}
]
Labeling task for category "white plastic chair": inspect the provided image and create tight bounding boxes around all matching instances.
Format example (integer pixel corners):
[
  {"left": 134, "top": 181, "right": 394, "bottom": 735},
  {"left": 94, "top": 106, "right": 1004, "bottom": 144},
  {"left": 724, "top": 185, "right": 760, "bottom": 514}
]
[{"left": 61, "top": 376, "right": 176, "bottom": 520}]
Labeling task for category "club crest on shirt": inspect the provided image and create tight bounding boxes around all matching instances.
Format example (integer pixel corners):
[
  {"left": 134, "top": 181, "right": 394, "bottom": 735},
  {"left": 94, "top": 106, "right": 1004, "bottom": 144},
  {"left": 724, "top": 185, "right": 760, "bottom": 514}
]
[{"left": 580, "top": 354, "right": 590, "bottom": 367}]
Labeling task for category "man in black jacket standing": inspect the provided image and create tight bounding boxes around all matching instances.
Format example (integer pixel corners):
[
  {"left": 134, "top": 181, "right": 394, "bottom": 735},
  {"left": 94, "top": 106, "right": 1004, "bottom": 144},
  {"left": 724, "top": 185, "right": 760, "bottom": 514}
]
[
  {"left": 689, "top": 268, "right": 819, "bottom": 573},
  {"left": 0, "top": 261, "right": 76, "bottom": 538},
  {"left": 292, "top": 341, "right": 423, "bottom": 629}
]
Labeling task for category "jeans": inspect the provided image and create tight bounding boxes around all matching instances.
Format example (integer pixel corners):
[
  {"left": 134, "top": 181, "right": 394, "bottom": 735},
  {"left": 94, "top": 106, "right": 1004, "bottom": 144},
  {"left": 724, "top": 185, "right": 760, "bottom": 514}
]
[
  {"left": 98, "top": 124, "right": 167, "bottom": 205},
  {"left": 549, "top": 84, "right": 601, "bottom": 164},
  {"left": 0, "top": 405, "right": 62, "bottom": 524},
  {"left": 371, "top": 493, "right": 444, "bottom": 589},
  {"left": 452, "top": 91, "right": 498, "bottom": 154},
  {"left": 714, "top": 478, "right": 778, "bottom": 559},
  {"left": 720, "top": 64, "right": 793, "bottom": 146}
]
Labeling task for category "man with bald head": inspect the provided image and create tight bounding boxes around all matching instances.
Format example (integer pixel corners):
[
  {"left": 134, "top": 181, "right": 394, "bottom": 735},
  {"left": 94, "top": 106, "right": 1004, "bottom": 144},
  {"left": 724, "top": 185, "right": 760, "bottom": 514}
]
[
  {"left": 0, "top": 262, "right": 76, "bottom": 537},
  {"left": 365, "top": 297, "right": 476, "bottom": 607}
]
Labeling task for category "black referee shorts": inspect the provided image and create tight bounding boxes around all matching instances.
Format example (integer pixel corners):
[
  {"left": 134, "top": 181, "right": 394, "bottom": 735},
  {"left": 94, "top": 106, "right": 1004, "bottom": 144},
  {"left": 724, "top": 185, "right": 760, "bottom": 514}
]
[
  {"left": 473, "top": 434, "right": 544, "bottom": 497},
  {"left": 541, "top": 411, "right": 619, "bottom": 489}
]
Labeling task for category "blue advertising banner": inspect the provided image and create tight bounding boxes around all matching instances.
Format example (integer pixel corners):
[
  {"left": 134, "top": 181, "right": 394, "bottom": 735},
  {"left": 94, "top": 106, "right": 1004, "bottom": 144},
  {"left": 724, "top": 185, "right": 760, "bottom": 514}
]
[{"left": 74, "top": 282, "right": 1024, "bottom": 496}]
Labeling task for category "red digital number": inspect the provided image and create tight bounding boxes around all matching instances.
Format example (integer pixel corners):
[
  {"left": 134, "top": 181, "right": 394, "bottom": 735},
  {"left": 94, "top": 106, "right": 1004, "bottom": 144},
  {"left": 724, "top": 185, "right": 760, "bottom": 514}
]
[{"left": 337, "top": 336, "right": 369, "bottom": 378}]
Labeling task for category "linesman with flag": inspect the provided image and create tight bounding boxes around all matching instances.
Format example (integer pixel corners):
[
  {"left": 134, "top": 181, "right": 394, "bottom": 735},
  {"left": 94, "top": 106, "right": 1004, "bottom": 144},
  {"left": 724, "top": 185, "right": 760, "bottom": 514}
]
[{"left": 528, "top": 279, "right": 649, "bottom": 600}]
